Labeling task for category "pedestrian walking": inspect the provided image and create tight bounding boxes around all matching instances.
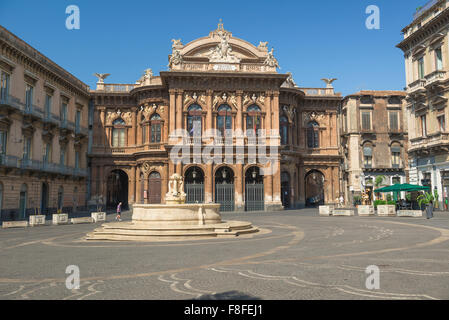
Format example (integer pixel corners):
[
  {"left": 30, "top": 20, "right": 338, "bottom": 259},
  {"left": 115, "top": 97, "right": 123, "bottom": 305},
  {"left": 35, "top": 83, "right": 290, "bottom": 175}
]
[
  {"left": 426, "top": 199, "right": 434, "bottom": 219},
  {"left": 116, "top": 202, "right": 122, "bottom": 221}
]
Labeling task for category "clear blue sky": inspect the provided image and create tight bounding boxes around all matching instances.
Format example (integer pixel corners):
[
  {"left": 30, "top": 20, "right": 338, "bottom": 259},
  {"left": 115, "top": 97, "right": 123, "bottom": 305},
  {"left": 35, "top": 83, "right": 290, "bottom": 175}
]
[{"left": 0, "top": 0, "right": 428, "bottom": 95}]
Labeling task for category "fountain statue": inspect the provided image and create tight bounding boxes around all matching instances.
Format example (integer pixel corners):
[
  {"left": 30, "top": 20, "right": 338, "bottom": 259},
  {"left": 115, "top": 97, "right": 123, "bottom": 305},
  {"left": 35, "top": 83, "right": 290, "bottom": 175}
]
[{"left": 86, "top": 174, "right": 259, "bottom": 241}]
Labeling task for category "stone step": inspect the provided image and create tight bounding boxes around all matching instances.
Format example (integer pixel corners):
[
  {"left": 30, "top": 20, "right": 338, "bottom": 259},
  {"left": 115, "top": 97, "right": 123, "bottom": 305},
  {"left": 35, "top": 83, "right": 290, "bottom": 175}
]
[{"left": 89, "top": 227, "right": 218, "bottom": 237}]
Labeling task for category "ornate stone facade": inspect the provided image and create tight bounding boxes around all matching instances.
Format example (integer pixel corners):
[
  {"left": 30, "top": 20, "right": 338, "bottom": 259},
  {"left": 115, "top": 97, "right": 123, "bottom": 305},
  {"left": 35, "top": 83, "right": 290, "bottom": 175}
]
[
  {"left": 0, "top": 26, "right": 90, "bottom": 220},
  {"left": 89, "top": 22, "right": 342, "bottom": 211}
]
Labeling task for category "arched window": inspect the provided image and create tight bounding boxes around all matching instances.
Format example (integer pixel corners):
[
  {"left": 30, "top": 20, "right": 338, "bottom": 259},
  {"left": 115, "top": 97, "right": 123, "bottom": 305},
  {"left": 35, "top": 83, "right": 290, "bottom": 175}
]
[
  {"left": 112, "top": 118, "right": 126, "bottom": 147},
  {"left": 363, "top": 145, "right": 373, "bottom": 168},
  {"left": 150, "top": 113, "right": 162, "bottom": 143},
  {"left": 187, "top": 104, "right": 202, "bottom": 137},
  {"left": 391, "top": 144, "right": 401, "bottom": 168},
  {"left": 280, "top": 116, "right": 289, "bottom": 145},
  {"left": 307, "top": 121, "right": 319, "bottom": 148},
  {"left": 141, "top": 114, "right": 147, "bottom": 144},
  {"left": 247, "top": 105, "right": 261, "bottom": 136},
  {"left": 217, "top": 104, "right": 232, "bottom": 137}
]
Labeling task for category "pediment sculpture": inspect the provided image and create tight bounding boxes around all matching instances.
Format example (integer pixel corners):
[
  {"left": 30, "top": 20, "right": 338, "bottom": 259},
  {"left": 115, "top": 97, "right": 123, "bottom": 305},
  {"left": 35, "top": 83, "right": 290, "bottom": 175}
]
[
  {"left": 169, "top": 48, "right": 183, "bottom": 68},
  {"left": 264, "top": 48, "right": 280, "bottom": 69},
  {"left": 207, "top": 31, "right": 241, "bottom": 63}
]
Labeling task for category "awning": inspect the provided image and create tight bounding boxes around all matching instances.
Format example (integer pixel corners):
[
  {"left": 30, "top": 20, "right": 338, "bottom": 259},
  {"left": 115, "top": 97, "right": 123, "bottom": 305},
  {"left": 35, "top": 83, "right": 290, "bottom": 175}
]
[{"left": 374, "top": 183, "right": 430, "bottom": 193}]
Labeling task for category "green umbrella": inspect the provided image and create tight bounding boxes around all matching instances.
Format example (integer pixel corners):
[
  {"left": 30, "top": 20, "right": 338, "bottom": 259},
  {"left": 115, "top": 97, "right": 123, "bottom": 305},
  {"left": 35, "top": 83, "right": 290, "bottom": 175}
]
[{"left": 374, "top": 184, "right": 430, "bottom": 193}]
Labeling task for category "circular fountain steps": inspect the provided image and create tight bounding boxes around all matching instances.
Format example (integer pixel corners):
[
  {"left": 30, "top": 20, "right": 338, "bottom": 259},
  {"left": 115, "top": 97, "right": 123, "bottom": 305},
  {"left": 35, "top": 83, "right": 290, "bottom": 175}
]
[{"left": 85, "top": 220, "right": 259, "bottom": 241}]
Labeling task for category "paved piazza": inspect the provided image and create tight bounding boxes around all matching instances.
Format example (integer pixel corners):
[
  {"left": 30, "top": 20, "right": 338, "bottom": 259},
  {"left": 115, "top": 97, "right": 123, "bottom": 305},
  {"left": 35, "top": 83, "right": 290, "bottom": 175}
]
[{"left": 0, "top": 209, "right": 449, "bottom": 300}]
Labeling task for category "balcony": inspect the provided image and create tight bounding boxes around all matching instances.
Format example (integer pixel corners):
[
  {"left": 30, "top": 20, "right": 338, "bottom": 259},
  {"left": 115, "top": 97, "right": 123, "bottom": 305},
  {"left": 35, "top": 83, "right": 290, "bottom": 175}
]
[
  {"left": 409, "top": 132, "right": 449, "bottom": 152},
  {"left": 425, "top": 70, "right": 447, "bottom": 87},
  {"left": 43, "top": 112, "right": 60, "bottom": 126},
  {"left": 0, "top": 154, "right": 19, "bottom": 167},
  {"left": 60, "top": 119, "right": 75, "bottom": 132},
  {"left": 0, "top": 154, "right": 87, "bottom": 177},
  {"left": 407, "top": 79, "right": 427, "bottom": 94},
  {"left": 75, "top": 124, "right": 88, "bottom": 136}
]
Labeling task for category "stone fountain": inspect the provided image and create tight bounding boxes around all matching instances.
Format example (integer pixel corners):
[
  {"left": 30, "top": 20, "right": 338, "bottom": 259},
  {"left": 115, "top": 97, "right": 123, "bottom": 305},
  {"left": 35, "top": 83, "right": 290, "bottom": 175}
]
[{"left": 86, "top": 174, "right": 259, "bottom": 241}]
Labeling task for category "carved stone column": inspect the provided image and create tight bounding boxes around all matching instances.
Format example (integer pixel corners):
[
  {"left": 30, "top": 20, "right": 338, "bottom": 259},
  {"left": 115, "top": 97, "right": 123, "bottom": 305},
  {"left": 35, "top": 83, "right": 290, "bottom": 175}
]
[
  {"left": 144, "top": 172, "right": 149, "bottom": 204},
  {"left": 234, "top": 163, "right": 244, "bottom": 212},
  {"left": 169, "top": 89, "right": 176, "bottom": 136},
  {"left": 98, "top": 107, "right": 106, "bottom": 147},
  {"left": 129, "top": 165, "right": 136, "bottom": 204},
  {"left": 130, "top": 107, "right": 137, "bottom": 146},
  {"left": 136, "top": 168, "right": 142, "bottom": 204},
  {"left": 205, "top": 163, "right": 213, "bottom": 203},
  {"left": 176, "top": 89, "right": 183, "bottom": 132},
  {"left": 206, "top": 90, "right": 213, "bottom": 133},
  {"left": 265, "top": 91, "right": 272, "bottom": 132},
  {"left": 236, "top": 90, "right": 243, "bottom": 133}
]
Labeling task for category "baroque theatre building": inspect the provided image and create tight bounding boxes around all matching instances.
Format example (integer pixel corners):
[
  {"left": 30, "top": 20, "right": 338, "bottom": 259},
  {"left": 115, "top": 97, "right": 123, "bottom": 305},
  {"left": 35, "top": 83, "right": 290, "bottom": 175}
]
[{"left": 90, "top": 22, "right": 342, "bottom": 212}]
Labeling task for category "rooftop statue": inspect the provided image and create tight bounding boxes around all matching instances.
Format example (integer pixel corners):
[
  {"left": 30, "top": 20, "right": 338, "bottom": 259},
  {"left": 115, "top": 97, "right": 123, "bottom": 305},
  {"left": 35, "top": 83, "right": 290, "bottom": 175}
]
[
  {"left": 264, "top": 48, "right": 280, "bottom": 69},
  {"left": 93, "top": 73, "right": 110, "bottom": 83},
  {"left": 321, "top": 78, "right": 338, "bottom": 88}
]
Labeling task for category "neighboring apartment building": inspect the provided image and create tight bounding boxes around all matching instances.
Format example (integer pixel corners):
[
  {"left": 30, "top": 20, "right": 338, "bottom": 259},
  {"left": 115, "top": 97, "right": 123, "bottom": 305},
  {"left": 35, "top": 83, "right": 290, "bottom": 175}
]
[
  {"left": 340, "top": 91, "right": 408, "bottom": 204},
  {"left": 397, "top": 0, "right": 449, "bottom": 208},
  {"left": 0, "top": 26, "right": 90, "bottom": 220},
  {"left": 89, "top": 22, "right": 342, "bottom": 212}
]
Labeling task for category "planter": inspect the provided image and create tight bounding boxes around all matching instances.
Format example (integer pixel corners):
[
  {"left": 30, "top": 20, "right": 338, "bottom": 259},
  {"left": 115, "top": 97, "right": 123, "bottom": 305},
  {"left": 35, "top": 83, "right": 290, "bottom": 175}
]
[
  {"left": 397, "top": 210, "right": 422, "bottom": 217},
  {"left": 29, "top": 215, "right": 46, "bottom": 226},
  {"left": 319, "top": 205, "right": 335, "bottom": 216},
  {"left": 377, "top": 205, "right": 396, "bottom": 217},
  {"left": 71, "top": 217, "right": 94, "bottom": 224},
  {"left": 358, "top": 205, "right": 374, "bottom": 216},
  {"left": 2, "top": 221, "right": 28, "bottom": 228},
  {"left": 333, "top": 209, "right": 355, "bottom": 216},
  {"left": 52, "top": 213, "right": 69, "bottom": 225},
  {"left": 91, "top": 212, "right": 106, "bottom": 223}
]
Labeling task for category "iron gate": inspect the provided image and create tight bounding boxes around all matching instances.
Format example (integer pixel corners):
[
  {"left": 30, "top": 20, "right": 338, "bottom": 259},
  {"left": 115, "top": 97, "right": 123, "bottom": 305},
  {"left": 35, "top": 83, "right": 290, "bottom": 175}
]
[
  {"left": 185, "top": 183, "right": 204, "bottom": 203},
  {"left": 245, "top": 184, "right": 264, "bottom": 211},
  {"left": 215, "top": 184, "right": 234, "bottom": 212}
]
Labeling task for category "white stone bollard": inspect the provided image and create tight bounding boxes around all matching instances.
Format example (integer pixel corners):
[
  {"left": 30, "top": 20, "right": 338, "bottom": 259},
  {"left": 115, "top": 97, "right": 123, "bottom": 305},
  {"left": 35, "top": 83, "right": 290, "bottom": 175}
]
[
  {"left": 29, "top": 215, "right": 46, "bottom": 226},
  {"left": 358, "top": 205, "right": 375, "bottom": 216},
  {"left": 52, "top": 213, "right": 69, "bottom": 225},
  {"left": 91, "top": 212, "right": 106, "bottom": 223}
]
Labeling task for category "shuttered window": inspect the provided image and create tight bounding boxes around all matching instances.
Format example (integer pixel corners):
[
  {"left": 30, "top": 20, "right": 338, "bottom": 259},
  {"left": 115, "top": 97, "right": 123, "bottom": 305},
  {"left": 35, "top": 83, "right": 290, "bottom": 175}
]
[
  {"left": 361, "top": 112, "right": 371, "bottom": 130},
  {"left": 389, "top": 112, "right": 399, "bottom": 130}
]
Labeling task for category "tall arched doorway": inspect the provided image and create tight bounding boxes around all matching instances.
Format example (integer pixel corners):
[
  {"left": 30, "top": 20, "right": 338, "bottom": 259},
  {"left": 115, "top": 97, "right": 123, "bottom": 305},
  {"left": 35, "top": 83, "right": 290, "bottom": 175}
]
[
  {"left": 57, "top": 186, "right": 64, "bottom": 211},
  {"left": 40, "top": 182, "right": 49, "bottom": 215},
  {"left": 184, "top": 166, "right": 204, "bottom": 203},
  {"left": 148, "top": 171, "right": 161, "bottom": 204},
  {"left": 245, "top": 166, "right": 264, "bottom": 211},
  {"left": 19, "top": 183, "right": 27, "bottom": 220},
  {"left": 305, "top": 170, "right": 325, "bottom": 207},
  {"left": 281, "top": 172, "right": 291, "bottom": 209},
  {"left": 107, "top": 169, "right": 129, "bottom": 209},
  {"left": 215, "top": 166, "right": 234, "bottom": 212}
]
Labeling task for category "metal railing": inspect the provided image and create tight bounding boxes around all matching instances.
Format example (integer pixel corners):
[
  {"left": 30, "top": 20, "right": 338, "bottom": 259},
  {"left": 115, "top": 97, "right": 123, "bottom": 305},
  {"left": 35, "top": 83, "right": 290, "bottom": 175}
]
[
  {"left": 1, "top": 93, "right": 85, "bottom": 133},
  {"left": 0, "top": 154, "right": 87, "bottom": 177},
  {"left": 414, "top": 0, "right": 439, "bottom": 20}
]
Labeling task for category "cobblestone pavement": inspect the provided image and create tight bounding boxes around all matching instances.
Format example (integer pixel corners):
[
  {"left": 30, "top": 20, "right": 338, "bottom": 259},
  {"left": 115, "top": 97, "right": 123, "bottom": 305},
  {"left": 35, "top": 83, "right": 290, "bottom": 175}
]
[{"left": 0, "top": 209, "right": 448, "bottom": 300}]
